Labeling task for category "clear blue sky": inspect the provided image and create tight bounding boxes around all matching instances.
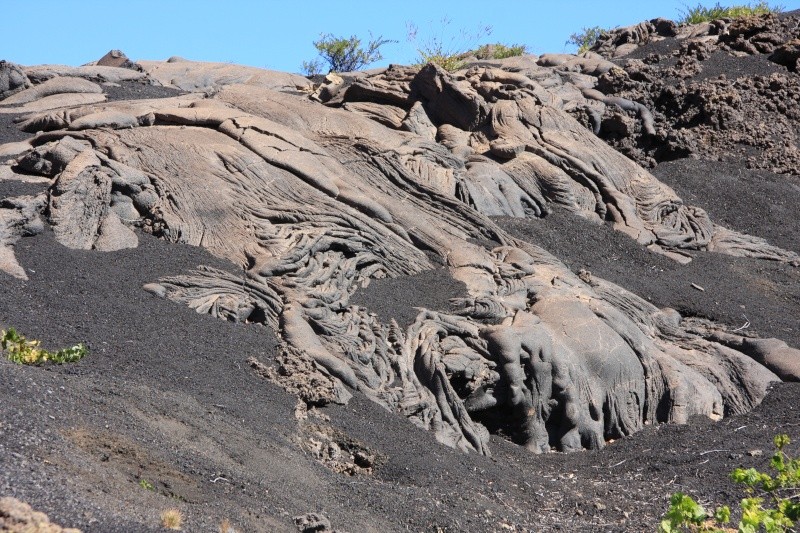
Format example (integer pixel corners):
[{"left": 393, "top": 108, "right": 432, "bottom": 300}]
[{"left": 3, "top": 0, "right": 799, "bottom": 73}]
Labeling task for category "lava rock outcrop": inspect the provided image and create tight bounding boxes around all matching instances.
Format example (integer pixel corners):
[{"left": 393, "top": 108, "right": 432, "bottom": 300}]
[{"left": 2, "top": 33, "right": 799, "bottom": 456}]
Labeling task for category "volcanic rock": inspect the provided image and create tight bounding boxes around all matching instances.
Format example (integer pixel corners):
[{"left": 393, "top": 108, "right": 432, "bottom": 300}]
[
  {"left": 0, "top": 18, "right": 799, "bottom": 531},
  {"left": 0, "top": 497, "right": 81, "bottom": 533},
  {"left": 2, "top": 12, "right": 800, "bottom": 531},
  {"left": 1, "top": 42, "right": 798, "bottom": 462}
]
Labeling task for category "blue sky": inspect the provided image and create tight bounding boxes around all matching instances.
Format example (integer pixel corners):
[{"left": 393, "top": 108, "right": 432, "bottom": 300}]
[{"left": 3, "top": 0, "right": 799, "bottom": 73}]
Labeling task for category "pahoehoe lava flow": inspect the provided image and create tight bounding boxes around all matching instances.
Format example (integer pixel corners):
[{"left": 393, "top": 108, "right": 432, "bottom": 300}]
[{"left": 2, "top": 16, "right": 800, "bottom": 467}]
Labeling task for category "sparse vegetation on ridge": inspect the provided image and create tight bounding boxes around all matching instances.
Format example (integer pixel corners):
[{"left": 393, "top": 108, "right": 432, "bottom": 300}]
[
  {"left": 407, "top": 19, "right": 515, "bottom": 71},
  {"left": 302, "top": 33, "right": 395, "bottom": 75},
  {"left": 1, "top": 327, "right": 87, "bottom": 365},
  {"left": 407, "top": 19, "right": 487, "bottom": 72},
  {"left": 414, "top": 49, "right": 466, "bottom": 72},
  {"left": 566, "top": 2, "right": 783, "bottom": 55},
  {"left": 660, "top": 434, "right": 800, "bottom": 532},
  {"left": 472, "top": 43, "right": 529, "bottom": 60},
  {"left": 677, "top": 2, "right": 784, "bottom": 24},
  {"left": 567, "top": 26, "right": 609, "bottom": 54},
  {"left": 300, "top": 21, "right": 528, "bottom": 75},
  {"left": 413, "top": 41, "right": 529, "bottom": 72}
]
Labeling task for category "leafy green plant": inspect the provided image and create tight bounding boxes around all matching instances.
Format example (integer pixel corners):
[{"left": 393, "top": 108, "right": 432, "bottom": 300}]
[
  {"left": 139, "top": 478, "right": 155, "bottom": 491},
  {"left": 567, "top": 26, "right": 609, "bottom": 54},
  {"left": 660, "top": 434, "right": 800, "bottom": 532},
  {"left": 660, "top": 493, "right": 732, "bottom": 532},
  {"left": 302, "top": 33, "right": 395, "bottom": 75},
  {"left": 1, "top": 327, "right": 87, "bottom": 365},
  {"left": 677, "top": 2, "right": 783, "bottom": 24}
]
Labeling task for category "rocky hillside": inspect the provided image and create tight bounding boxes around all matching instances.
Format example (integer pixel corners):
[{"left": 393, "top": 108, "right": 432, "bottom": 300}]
[{"left": 1, "top": 12, "right": 799, "bottom": 533}]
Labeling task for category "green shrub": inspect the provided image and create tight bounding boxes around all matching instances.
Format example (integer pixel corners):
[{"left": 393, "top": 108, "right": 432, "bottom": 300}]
[
  {"left": 302, "top": 33, "right": 395, "bottom": 75},
  {"left": 678, "top": 2, "right": 783, "bottom": 24},
  {"left": 660, "top": 434, "right": 800, "bottom": 532},
  {"left": 1, "top": 327, "right": 87, "bottom": 365},
  {"left": 567, "top": 26, "right": 609, "bottom": 54}
]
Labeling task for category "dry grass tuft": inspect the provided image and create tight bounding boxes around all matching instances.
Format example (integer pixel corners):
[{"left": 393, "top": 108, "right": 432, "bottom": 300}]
[{"left": 160, "top": 508, "right": 183, "bottom": 530}]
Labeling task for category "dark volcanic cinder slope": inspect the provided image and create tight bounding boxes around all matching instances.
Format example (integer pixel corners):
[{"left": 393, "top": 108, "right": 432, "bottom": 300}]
[
  {"left": 1, "top": 233, "right": 799, "bottom": 532},
  {"left": 1, "top": 20, "right": 800, "bottom": 531}
]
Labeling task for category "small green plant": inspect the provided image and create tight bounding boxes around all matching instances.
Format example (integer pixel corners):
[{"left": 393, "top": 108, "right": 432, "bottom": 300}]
[
  {"left": 660, "top": 492, "right": 732, "bottom": 532},
  {"left": 660, "top": 434, "right": 800, "bottom": 532},
  {"left": 139, "top": 478, "right": 155, "bottom": 491},
  {"left": 302, "top": 33, "right": 395, "bottom": 75},
  {"left": 567, "top": 26, "right": 609, "bottom": 54},
  {"left": 1, "top": 327, "right": 87, "bottom": 365},
  {"left": 677, "top": 2, "right": 783, "bottom": 24}
]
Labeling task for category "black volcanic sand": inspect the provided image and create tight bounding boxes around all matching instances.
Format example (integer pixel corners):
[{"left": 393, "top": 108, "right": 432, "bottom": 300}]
[
  {"left": 653, "top": 157, "right": 800, "bottom": 253},
  {"left": 103, "top": 79, "right": 185, "bottom": 102},
  {"left": 0, "top": 179, "right": 44, "bottom": 199},
  {"left": 350, "top": 268, "right": 468, "bottom": 328},
  {"left": 0, "top": 111, "right": 30, "bottom": 165},
  {"left": 0, "top": 113, "right": 30, "bottom": 145},
  {"left": 1, "top": 230, "right": 799, "bottom": 532}
]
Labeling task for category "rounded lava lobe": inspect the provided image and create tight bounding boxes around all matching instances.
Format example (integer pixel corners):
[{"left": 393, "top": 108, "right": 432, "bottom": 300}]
[{"left": 475, "top": 308, "right": 620, "bottom": 453}]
